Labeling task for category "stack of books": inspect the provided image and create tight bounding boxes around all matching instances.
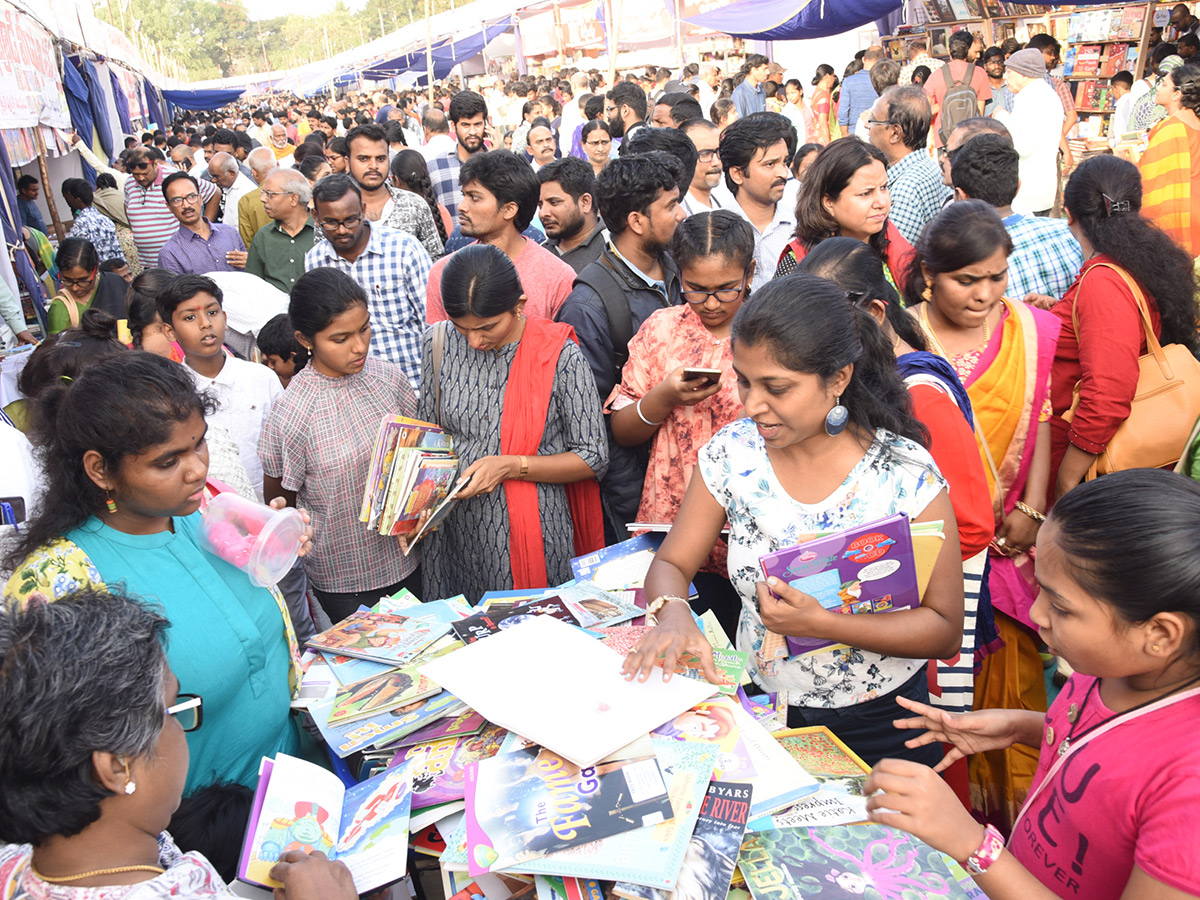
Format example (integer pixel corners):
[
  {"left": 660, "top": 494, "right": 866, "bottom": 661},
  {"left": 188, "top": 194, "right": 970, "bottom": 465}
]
[{"left": 358, "top": 415, "right": 458, "bottom": 538}]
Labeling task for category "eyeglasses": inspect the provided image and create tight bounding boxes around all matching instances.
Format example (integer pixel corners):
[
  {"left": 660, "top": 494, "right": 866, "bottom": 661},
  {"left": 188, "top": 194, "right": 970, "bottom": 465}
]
[
  {"left": 130, "top": 161, "right": 152, "bottom": 171},
  {"left": 166, "top": 694, "right": 203, "bottom": 732},
  {"left": 318, "top": 214, "right": 363, "bottom": 232},
  {"left": 866, "top": 118, "right": 894, "bottom": 128},
  {"left": 682, "top": 271, "right": 751, "bottom": 305},
  {"left": 697, "top": 148, "right": 720, "bottom": 162},
  {"left": 167, "top": 192, "right": 201, "bottom": 207},
  {"left": 260, "top": 189, "right": 296, "bottom": 199},
  {"left": 61, "top": 271, "right": 97, "bottom": 288},
  {"left": 585, "top": 138, "right": 612, "bottom": 148}
]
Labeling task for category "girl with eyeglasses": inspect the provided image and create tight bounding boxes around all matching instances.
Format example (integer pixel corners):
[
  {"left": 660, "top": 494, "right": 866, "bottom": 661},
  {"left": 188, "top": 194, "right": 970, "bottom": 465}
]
[
  {"left": 47, "top": 238, "right": 130, "bottom": 334},
  {"left": 606, "top": 211, "right": 754, "bottom": 639}
]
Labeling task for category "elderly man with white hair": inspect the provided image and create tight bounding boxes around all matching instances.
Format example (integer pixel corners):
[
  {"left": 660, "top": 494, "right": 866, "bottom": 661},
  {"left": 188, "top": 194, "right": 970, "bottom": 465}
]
[
  {"left": 267, "top": 123, "right": 296, "bottom": 165},
  {"left": 239, "top": 146, "right": 277, "bottom": 246},
  {"left": 245, "top": 168, "right": 317, "bottom": 293},
  {"left": 208, "top": 151, "right": 258, "bottom": 229}
]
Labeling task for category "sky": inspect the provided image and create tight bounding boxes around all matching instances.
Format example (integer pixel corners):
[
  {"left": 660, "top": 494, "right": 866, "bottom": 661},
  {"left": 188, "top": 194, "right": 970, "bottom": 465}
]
[{"left": 243, "top": 0, "right": 367, "bottom": 22}]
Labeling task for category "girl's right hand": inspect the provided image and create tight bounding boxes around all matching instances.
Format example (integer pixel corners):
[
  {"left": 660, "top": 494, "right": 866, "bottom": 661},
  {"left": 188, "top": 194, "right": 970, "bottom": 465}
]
[
  {"left": 658, "top": 366, "right": 723, "bottom": 409},
  {"left": 620, "top": 615, "right": 720, "bottom": 684},
  {"left": 891, "top": 695, "right": 1024, "bottom": 772}
]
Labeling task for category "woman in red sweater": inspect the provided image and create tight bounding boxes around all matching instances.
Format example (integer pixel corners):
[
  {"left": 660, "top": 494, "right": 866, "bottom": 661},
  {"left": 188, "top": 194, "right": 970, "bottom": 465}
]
[{"left": 1050, "top": 155, "right": 1200, "bottom": 503}]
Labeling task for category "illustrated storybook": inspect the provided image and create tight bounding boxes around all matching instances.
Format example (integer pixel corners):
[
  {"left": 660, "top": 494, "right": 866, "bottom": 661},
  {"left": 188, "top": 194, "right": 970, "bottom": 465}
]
[
  {"left": 326, "top": 666, "right": 440, "bottom": 726},
  {"left": 238, "top": 754, "right": 414, "bottom": 893},
  {"left": 570, "top": 533, "right": 698, "bottom": 598},
  {"left": 307, "top": 610, "right": 451, "bottom": 665},
  {"left": 360, "top": 415, "right": 454, "bottom": 530},
  {"left": 450, "top": 595, "right": 582, "bottom": 643},
  {"left": 310, "top": 690, "right": 467, "bottom": 758},
  {"left": 759, "top": 514, "right": 944, "bottom": 656},
  {"left": 397, "top": 723, "right": 508, "bottom": 810},
  {"left": 750, "top": 727, "right": 871, "bottom": 830}
]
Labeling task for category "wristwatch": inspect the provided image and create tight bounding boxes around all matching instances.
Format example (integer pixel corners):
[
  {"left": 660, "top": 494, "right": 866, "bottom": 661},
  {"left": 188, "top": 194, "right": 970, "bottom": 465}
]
[{"left": 964, "top": 824, "right": 1005, "bottom": 876}]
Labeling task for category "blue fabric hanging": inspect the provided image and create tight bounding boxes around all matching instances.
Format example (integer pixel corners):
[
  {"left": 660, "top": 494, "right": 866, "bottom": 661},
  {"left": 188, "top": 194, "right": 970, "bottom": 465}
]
[
  {"left": 110, "top": 68, "right": 134, "bottom": 136},
  {"left": 160, "top": 87, "right": 249, "bottom": 110},
  {"left": 0, "top": 138, "right": 48, "bottom": 335},
  {"left": 82, "top": 59, "right": 114, "bottom": 165},
  {"left": 142, "top": 79, "right": 161, "bottom": 130},
  {"left": 61, "top": 55, "right": 97, "bottom": 183},
  {"left": 685, "top": 0, "right": 903, "bottom": 39}
]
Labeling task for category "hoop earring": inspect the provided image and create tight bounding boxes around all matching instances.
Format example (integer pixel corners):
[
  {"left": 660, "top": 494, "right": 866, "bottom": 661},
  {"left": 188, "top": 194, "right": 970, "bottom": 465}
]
[
  {"left": 825, "top": 395, "right": 849, "bottom": 437},
  {"left": 105, "top": 491, "right": 118, "bottom": 514}
]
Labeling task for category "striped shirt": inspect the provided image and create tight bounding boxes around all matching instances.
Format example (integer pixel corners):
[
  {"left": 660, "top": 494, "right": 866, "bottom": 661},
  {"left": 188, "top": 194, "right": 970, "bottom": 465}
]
[{"left": 124, "top": 165, "right": 217, "bottom": 268}]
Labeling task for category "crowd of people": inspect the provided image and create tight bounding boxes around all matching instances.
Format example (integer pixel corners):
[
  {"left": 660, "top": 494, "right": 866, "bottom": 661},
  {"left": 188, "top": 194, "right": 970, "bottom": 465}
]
[{"left": 4, "top": 14, "right": 1200, "bottom": 899}]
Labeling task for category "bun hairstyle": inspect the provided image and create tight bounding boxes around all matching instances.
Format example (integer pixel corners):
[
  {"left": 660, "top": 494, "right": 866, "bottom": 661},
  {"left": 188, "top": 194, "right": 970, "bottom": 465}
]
[
  {"left": 1172, "top": 64, "right": 1200, "bottom": 116},
  {"left": 16, "top": 309, "right": 126, "bottom": 414},
  {"left": 732, "top": 273, "right": 927, "bottom": 447}
]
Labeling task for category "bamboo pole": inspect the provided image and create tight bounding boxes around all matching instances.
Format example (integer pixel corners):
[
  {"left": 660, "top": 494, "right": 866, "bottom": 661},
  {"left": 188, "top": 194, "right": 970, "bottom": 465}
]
[
  {"left": 32, "top": 128, "right": 65, "bottom": 242},
  {"left": 425, "top": 0, "right": 434, "bottom": 103}
]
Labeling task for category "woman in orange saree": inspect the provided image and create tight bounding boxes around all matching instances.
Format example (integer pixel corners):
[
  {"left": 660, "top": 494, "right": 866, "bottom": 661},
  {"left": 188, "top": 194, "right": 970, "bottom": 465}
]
[{"left": 905, "top": 201, "right": 1061, "bottom": 833}]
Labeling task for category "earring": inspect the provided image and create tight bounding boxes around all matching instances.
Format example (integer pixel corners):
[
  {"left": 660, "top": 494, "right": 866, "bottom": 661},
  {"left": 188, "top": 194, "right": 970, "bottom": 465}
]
[
  {"left": 825, "top": 395, "right": 849, "bottom": 437},
  {"left": 922, "top": 283, "right": 933, "bottom": 303},
  {"left": 105, "top": 491, "right": 118, "bottom": 514},
  {"left": 122, "top": 759, "right": 136, "bottom": 795}
]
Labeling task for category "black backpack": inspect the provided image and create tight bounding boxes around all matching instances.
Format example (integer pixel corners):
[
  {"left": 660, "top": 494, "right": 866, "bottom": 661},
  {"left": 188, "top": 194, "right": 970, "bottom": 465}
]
[
  {"left": 571, "top": 258, "right": 634, "bottom": 385},
  {"left": 938, "top": 63, "right": 979, "bottom": 145}
]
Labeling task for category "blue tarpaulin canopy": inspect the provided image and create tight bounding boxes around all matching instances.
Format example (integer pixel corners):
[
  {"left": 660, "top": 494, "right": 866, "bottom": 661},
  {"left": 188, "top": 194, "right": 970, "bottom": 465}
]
[
  {"left": 685, "top": 0, "right": 903, "bottom": 39},
  {"left": 160, "top": 87, "right": 248, "bottom": 111},
  {"left": 361, "top": 18, "right": 513, "bottom": 81}
]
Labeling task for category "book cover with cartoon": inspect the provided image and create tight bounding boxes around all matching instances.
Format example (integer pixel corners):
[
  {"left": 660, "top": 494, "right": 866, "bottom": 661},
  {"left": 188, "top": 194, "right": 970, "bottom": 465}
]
[
  {"left": 326, "top": 666, "right": 440, "bottom": 726},
  {"left": 307, "top": 610, "right": 450, "bottom": 665},
  {"left": 400, "top": 723, "right": 508, "bottom": 810}
]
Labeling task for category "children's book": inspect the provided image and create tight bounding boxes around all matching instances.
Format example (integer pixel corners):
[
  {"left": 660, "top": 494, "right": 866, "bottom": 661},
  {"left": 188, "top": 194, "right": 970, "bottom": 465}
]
[
  {"left": 492, "top": 739, "right": 718, "bottom": 889},
  {"left": 759, "top": 515, "right": 944, "bottom": 657},
  {"left": 450, "top": 595, "right": 581, "bottom": 643},
  {"left": 360, "top": 415, "right": 453, "bottom": 528},
  {"left": 403, "top": 473, "right": 475, "bottom": 554},
  {"left": 319, "top": 653, "right": 396, "bottom": 688},
  {"left": 377, "top": 592, "right": 473, "bottom": 625},
  {"left": 600, "top": 627, "right": 747, "bottom": 695},
  {"left": 238, "top": 754, "right": 413, "bottom": 893},
  {"left": 310, "top": 690, "right": 467, "bottom": 758},
  {"left": 387, "top": 709, "right": 488, "bottom": 750},
  {"left": 464, "top": 741, "right": 675, "bottom": 875},
  {"left": 748, "top": 727, "right": 871, "bottom": 830},
  {"left": 397, "top": 723, "right": 508, "bottom": 810},
  {"left": 308, "top": 610, "right": 451, "bottom": 665},
  {"left": 613, "top": 781, "right": 752, "bottom": 900},
  {"left": 384, "top": 453, "right": 459, "bottom": 537},
  {"left": 570, "top": 533, "right": 698, "bottom": 598},
  {"left": 420, "top": 615, "right": 718, "bottom": 768},
  {"left": 738, "top": 824, "right": 972, "bottom": 900},
  {"left": 553, "top": 581, "right": 643, "bottom": 628},
  {"left": 326, "top": 667, "right": 440, "bottom": 726}
]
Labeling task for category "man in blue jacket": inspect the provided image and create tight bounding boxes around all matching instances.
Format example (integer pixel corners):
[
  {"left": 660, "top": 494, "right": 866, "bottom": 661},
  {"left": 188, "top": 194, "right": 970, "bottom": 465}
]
[{"left": 839, "top": 46, "right": 886, "bottom": 135}]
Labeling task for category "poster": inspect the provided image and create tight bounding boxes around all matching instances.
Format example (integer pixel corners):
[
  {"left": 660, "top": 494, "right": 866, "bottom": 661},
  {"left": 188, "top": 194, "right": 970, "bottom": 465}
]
[{"left": 0, "top": 7, "right": 71, "bottom": 130}]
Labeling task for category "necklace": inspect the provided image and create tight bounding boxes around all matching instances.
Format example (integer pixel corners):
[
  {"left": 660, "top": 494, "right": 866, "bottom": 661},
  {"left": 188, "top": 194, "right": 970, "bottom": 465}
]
[
  {"left": 1052, "top": 673, "right": 1200, "bottom": 758},
  {"left": 31, "top": 863, "right": 166, "bottom": 884},
  {"left": 918, "top": 301, "right": 991, "bottom": 359}
]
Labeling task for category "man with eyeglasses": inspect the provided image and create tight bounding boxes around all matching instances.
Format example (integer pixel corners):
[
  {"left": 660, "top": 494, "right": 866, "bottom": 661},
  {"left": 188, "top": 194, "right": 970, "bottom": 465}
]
[
  {"left": 680, "top": 119, "right": 725, "bottom": 216},
  {"left": 157, "top": 171, "right": 247, "bottom": 275},
  {"left": 123, "top": 147, "right": 219, "bottom": 268},
  {"left": 305, "top": 174, "right": 431, "bottom": 391},
  {"left": 238, "top": 147, "right": 277, "bottom": 247},
  {"left": 246, "top": 169, "right": 317, "bottom": 293}
]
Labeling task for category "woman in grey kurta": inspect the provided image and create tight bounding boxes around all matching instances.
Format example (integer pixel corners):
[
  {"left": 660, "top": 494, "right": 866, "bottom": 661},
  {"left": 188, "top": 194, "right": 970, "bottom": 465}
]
[{"left": 417, "top": 245, "right": 608, "bottom": 603}]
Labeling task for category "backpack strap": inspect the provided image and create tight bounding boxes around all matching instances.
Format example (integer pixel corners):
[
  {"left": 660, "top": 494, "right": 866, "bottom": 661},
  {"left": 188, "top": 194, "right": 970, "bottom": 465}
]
[{"left": 573, "top": 258, "right": 634, "bottom": 382}]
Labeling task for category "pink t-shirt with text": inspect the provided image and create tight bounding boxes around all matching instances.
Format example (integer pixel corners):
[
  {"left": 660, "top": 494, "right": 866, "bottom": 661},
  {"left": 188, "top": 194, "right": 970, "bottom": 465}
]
[
  {"left": 1008, "top": 673, "right": 1200, "bottom": 898},
  {"left": 425, "top": 237, "right": 576, "bottom": 323}
]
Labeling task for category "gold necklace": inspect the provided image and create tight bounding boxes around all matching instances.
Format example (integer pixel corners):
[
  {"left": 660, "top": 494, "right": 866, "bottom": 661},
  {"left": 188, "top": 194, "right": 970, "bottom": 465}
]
[
  {"left": 31, "top": 863, "right": 166, "bottom": 883},
  {"left": 918, "top": 301, "right": 991, "bottom": 358}
]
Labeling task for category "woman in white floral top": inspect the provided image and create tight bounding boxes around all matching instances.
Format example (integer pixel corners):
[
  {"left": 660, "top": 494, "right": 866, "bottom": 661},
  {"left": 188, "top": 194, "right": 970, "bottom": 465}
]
[
  {"left": 624, "top": 273, "right": 965, "bottom": 766},
  {"left": 0, "top": 590, "right": 353, "bottom": 900}
]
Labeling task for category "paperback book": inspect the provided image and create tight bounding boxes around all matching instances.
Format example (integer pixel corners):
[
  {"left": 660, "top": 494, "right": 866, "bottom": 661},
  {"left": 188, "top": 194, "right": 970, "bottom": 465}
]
[
  {"left": 310, "top": 690, "right": 467, "bottom": 758},
  {"left": 570, "top": 533, "right": 697, "bottom": 599},
  {"left": 326, "top": 667, "right": 440, "bottom": 726},
  {"left": 397, "top": 723, "right": 508, "bottom": 810},
  {"left": 359, "top": 415, "right": 454, "bottom": 530},
  {"left": 749, "top": 727, "right": 871, "bottom": 830},
  {"left": 450, "top": 596, "right": 582, "bottom": 644},
  {"left": 307, "top": 611, "right": 451, "bottom": 665}
]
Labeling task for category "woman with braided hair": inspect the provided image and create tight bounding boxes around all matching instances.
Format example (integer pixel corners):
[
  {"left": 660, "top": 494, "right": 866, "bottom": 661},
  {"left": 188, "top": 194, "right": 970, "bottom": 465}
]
[
  {"left": 390, "top": 149, "right": 452, "bottom": 244},
  {"left": 1138, "top": 63, "right": 1200, "bottom": 258}
]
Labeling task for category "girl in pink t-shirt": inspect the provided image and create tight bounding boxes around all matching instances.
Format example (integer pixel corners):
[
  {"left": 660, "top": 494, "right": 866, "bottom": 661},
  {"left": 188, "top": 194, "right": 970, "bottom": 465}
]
[{"left": 862, "top": 468, "right": 1200, "bottom": 900}]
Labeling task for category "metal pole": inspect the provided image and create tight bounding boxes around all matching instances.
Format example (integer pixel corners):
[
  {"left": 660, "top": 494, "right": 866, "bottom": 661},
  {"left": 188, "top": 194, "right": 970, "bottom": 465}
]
[
  {"left": 425, "top": 0, "right": 435, "bottom": 103},
  {"left": 604, "top": 0, "right": 616, "bottom": 86}
]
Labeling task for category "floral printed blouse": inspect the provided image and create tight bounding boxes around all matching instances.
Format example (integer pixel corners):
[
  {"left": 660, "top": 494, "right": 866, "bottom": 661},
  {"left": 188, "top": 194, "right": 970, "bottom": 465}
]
[{"left": 698, "top": 421, "right": 946, "bottom": 708}]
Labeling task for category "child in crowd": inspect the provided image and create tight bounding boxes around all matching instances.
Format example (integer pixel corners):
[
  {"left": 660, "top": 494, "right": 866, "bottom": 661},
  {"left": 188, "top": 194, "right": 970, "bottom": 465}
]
[
  {"left": 1108, "top": 70, "right": 1135, "bottom": 146},
  {"left": 257, "top": 313, "right": 310, "bottom": 388}
]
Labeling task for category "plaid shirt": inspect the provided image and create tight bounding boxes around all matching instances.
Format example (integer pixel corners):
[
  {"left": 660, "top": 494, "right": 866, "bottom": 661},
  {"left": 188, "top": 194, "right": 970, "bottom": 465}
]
[
  {"left": 1003, "top": 212, "right": 1084, "bottom": 301},
  {"left": 378, "top": 185, "right": 445, "bottom": 260},
  {"left": 305, "top": 222, "right": 432, "bottom": 393},
  {"left": 887, "top": 149, "right": 952, "bottom": 246},
  {"left": 427, "top": 149, "right": 463, "bottom": 219},
  {"left": 68, "top": 206, "right": 125, "bottom": 264}
]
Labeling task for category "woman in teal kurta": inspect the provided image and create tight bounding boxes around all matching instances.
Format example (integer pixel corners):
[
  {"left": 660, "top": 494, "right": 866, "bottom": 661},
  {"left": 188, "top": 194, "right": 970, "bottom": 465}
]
[{"left": 4, "top": 351, "right": 311, "bottom": 794}]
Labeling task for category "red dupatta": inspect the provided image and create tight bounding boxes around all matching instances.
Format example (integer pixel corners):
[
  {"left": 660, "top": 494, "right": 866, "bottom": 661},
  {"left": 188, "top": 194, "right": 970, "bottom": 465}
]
[{"left": 500, "top": 316, "right": 605, "bottom": 589}]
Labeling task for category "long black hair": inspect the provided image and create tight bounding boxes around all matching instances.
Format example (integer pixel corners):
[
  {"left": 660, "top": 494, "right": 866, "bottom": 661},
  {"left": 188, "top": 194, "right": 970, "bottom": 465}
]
[
  {"left": 7, "top": 352, "right": 213, "bottom": 570},
  {"left": 289, "top": 267, "right": 368, "bottom": 338},
  {"left": 797, "top": 237, "right": 929, "bottom": 351},
  {"left": 794, "top": 138, "right": 893, "bottom": 262},
  {"left": 389, "top": 149, "right": 448, "bottom": 245},
  {"left": 902, "top": 200, "right": 1013, "bottom": 306},
  {"left": 441, "top": 243, "right": 524, "bottom": 319},
  {"left": 732, "top": 273, "right": 927, "bottom": 447},
  {"left": 1062, "top": 154, "right": 1199, "bottom": 354}
]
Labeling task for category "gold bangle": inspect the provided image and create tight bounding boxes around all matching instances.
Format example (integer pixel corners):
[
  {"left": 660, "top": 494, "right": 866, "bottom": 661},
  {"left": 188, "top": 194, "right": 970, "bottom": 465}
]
[
  {"left": 1015, "top": 500, "right": 1045, "bottom": 523},
  {"left": 518, "top": 455, "right": 529, "bottom": 479},
  {"left": 646, "top": 594, "right": 689, "bottom": 622}
]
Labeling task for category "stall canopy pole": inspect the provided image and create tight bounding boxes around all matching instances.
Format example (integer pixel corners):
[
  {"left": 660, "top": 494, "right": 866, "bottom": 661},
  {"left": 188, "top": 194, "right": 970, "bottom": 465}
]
[
  {"left": 425, "top": 0, "right": 434, "bottom": 102},
  {"left": 32, "top": 129, "right": 65, "bottom": 242}
]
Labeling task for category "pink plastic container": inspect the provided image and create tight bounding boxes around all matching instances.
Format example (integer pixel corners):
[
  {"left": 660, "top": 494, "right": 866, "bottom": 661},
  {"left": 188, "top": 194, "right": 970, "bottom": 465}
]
[{"left": 197, "top": 493, "right": 304, "bottom": 587}]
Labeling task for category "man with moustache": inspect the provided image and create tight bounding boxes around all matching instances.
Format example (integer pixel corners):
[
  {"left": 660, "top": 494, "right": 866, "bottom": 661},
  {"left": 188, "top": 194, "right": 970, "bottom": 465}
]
[
  {"left": 427, "top": 91, "right": 488, "bottom": 219},
  {"left": 719, "top": 112, "right": 796, "bottom": 292},
  {"left": 157, "top": 171, "right": 247, "bottom": 275},
  {"left": 679, "top": 118, "right": 725, "bottom": 216},
  {"left": 537, "top": 157, "right": 604, "bottom": 273},
  {"left": 606, "top": 81, "right": 648, "bottom": 143},
  {"left": 344, "top": 123, "right": 444, "bottom": 260},
  {"left": 868, "top": 85, "right": 950, "bottom": 244},
  {"left": 245, "top": 168, "right": 317, "bottom": 292}
]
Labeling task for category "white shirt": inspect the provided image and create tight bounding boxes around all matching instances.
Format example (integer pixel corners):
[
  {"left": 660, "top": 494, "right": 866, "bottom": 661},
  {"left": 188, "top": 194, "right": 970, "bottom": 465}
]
[
  {"left": 1110, "top": 93, "right": 1135, "bottom": 146},
  {"left": 220, "top": 172, "right": 258, "bottom": 228},
  {"left": 997, "top": 79, "right": 1064, "bottom": 215},
  {"left": 421, "top": 133, "right": 456, "bottom": 161},
  {"left": 188, "top": 355, "right": 282, "bottom": 499},
  {"left": 681, "top": 189, "right": 723, "bottom": 217},
  {"left": 781, "top": 102, "right": 809, "bottom": 144},
  {"left": 727, "top": 191, "right": 798, "bottom": 292}
]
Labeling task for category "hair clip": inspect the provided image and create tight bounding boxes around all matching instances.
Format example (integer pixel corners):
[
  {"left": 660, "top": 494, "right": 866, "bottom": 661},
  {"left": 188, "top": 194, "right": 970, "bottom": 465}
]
[
  {"left": 59, "top": 374, "right": 73, "bottom": 384},
  {"left": 1102, "top": 193, "right": 1131, "bottom": 217}
]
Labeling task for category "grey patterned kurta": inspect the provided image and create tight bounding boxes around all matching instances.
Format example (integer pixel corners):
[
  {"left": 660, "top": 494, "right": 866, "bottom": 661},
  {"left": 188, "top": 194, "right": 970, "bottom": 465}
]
[{"left": 416, "top": 325, "right": 608, "bottom": 603}]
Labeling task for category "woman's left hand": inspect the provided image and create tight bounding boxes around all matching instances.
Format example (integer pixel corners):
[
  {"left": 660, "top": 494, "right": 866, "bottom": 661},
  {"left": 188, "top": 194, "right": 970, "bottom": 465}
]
[
  {"left": 270, "top": 497, "right": 314, "bottom": 557},
  {"left": 994, "top": 506, "right": 1039, "bottom": 557},
  {"left": 454, "top": 455, "right": 519, "bottom": 499},
  {"left": 865, "top": 758, "right": 984, "bottom": 862},
  {"left": 756, "top": 577, "right": 829, "bottom": 638}
]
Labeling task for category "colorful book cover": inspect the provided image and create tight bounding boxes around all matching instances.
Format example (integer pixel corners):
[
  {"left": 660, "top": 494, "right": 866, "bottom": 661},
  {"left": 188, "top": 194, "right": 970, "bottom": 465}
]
[
  {"left": 614, "top": 781, "right": 752, "bottom": 900},
  {"left": 759, "top": 514, "right": 922, "bottom": 657},
  {"left": 377, "top": 594, "right": 473, "bottom": 625},
  {"left": 411, "top": 821, "right": 448, "bottom": 857},
  {"left": 307, "top": 611, "right": 451, "bottom": 665},
  {"left": 319, "top": 653, "right": 397, "bottom": 688},
  {"left": 387, "top": 454, "right": 459, "bottom": 537},
  {"left": 239, "top": 754, "right": 414, "bottom": 893},
  {"left": 738, "top": 825, "right": 971, "bottom": 900},
  {"left": 601, "top": 629, "right": 746, "bottom": 695},
  {"left": 450, "top": 595, "right": 581, "bottom": 644},
  {"left": 750, "top": 727, "right": 871, "bottom": 830},
  {"left": 387, "top": 709, "right": 488, "bottom": 750},
  {"left": 360, "top": 416, "right": 452, "bottom": 528},
  {"left": 404, "top": 472, "right": 475, "bottom": 552},
  {"left": 554, "top": 581, "right": 643, "bottom": 628},
  {"left": 508, "top": 739, "right": 718, "bottom": 890},
  {"left": 570, "top": 534, "right": 697, "bottom": 598},
  {"left": 464, "top": 744, "right": 675, "bottom": 875},
  {"left": 326, "top": 667, "right": 440, "bottom": 726},
  {"left": 399, "top": 723, "right": 508, "bottom": 810},
  {"left": 310, "top": 691, "right": 467, "bottom": 758}
]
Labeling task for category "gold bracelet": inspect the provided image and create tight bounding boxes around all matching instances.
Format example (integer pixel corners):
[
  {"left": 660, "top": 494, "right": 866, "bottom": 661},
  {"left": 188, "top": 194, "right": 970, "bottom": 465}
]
[
  {"left": 646, "top": 594, "right": 689, "bottom": 622},
  {"left": 518, "top": 456, "right": 529, "bottom": 479},
  {"left": 1014, "top": 500, "right": 1045, "bottom": 523}
]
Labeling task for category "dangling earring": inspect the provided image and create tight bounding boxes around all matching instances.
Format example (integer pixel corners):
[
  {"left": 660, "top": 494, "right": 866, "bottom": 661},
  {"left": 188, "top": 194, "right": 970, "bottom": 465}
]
[
  {"left": 123, "top": 759, "right": 136, "bottom": 795},
  {"left": 922, "top": 282, "right": 933, "bottom": 303},
  {"left": 825, "top": 395, "right": 849, "bottom": 436},
  {"left": 105, "top": 491, "right": 118, "bottom": 514}
]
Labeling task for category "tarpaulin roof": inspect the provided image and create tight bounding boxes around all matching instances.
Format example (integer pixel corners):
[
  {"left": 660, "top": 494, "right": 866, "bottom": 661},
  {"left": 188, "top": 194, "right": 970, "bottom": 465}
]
[
  {"left": 685, "top": 0, "right": 902, "bottom": 39},
  {"left": 160, "top": 87, "right": 247, "bottom": 111},
  {"left": 361, "top": 18, "right": 514, "bottom": 81}
]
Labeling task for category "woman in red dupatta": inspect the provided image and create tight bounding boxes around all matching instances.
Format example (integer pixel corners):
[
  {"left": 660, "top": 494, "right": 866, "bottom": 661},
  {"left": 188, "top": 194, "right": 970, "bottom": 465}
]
[
  {"left": 905, "top": 201, "right": 1061, "bottom": 835},
  {"left": 416, "top": 244, "right": 606, "bottom": 604}
]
